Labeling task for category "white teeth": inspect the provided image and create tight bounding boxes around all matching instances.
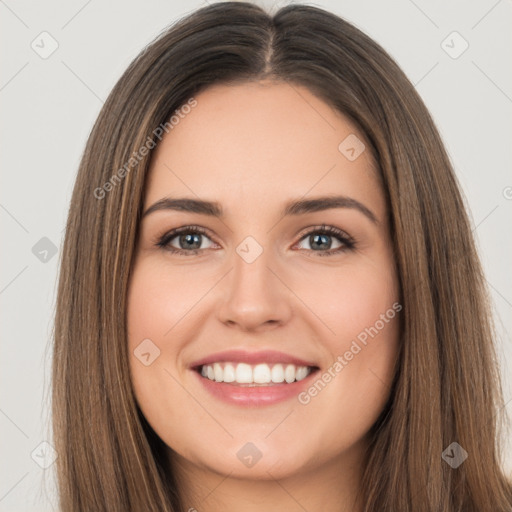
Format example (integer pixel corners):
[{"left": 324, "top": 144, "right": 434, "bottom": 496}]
[
  {"left": 199, "top": 362, "right": 313, "bottom": 384},
  {"left": 213, "top": 363, "right": 223, "bottom": 382},
  {"left": 223, "top": 363, "right": 235, "bottom": 383},
  {"left": 253, "top": 364, "right": 271, "bottom": 384},
  {"left": 271, "top": 364, "right": 285, "bottom": 383},
  {"left": 235, "top": 363, "right": 253, "bottom": 383},
  {"left": 295, "top": 366, "right": 309, "bottom": 381},
  {"left": 284, "top": 364, "right": 295, "bottom": 383}
]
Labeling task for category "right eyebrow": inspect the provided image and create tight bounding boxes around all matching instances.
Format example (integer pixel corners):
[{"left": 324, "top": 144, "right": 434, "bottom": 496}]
[{"left": 142, "top": 197, "right": 223, "bottom": 219}]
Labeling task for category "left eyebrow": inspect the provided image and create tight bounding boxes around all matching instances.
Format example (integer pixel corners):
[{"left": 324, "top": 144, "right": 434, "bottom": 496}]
[
  {"left": 282, "top": 195, "right": 378, "bottom": 224},
  {"left": 141, "top": 195, "right": 378, "bottom": 225}
]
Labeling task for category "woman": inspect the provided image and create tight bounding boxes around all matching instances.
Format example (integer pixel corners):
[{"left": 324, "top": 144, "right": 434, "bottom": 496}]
[{"left": 52, "top": 2, "right": 512, "bottom": 511}]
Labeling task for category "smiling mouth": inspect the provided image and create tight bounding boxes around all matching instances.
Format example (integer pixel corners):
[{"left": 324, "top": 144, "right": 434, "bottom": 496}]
[{"left": 194, "top": 362, "right": 320, "bottom": 386}]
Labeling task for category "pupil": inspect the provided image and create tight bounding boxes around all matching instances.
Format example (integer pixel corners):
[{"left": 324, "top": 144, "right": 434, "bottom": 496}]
[{"left": 311, "top": 234, "right": 331, "bottom": 250}]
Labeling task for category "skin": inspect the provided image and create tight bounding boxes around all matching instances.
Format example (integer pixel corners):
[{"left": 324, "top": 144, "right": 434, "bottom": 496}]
[{"left": 127, "top": 81, "right": 401, "bottom": 512}]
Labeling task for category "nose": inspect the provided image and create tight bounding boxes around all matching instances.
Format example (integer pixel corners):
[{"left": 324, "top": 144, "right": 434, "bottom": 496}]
[{"left": 216, "top": 244, "right": 293, "bottom": 332}]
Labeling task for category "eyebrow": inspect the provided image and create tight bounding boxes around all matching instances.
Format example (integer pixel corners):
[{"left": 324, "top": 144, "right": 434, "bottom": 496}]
[{"left": 142, "top": 195, "right": 378, "bottom": 224}]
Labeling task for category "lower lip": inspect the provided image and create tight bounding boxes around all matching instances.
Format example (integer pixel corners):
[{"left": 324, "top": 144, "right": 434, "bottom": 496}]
[{"left": 192, "top": 368, "right": 319, "bottom": 407}]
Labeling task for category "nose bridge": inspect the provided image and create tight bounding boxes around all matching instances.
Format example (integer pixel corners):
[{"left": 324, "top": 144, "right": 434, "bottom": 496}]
[
  {"left": 216, "top": 235, "right": 292, "bottom": 330},
  {"left": 233, "top": 239, "right": 273, "bottom": 294}
]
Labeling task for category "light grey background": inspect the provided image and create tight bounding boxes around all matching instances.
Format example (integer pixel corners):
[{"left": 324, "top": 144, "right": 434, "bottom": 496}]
[{"left": 1, "top": 0, "right": 511, "bottom": 510}]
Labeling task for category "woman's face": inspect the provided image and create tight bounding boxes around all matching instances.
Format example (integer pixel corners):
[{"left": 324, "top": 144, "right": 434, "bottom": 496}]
[{"left": 127, "top": 81, "right": 400, "bottom": 482}]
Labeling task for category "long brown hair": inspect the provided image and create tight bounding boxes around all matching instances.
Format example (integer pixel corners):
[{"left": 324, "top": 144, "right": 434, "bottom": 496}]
[{"left": 51, "top": 2, "right": 512, "bottom": 510}]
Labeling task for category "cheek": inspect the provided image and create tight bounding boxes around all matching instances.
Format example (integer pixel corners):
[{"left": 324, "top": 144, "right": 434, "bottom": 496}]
[
  {"left": 127, "top": 261, "right": 199, "bottom": 339},
  {"left": 126, "top": 258, "right": 215, "bottom": 369},
  {"left": 294, "top": 254, "right": 399, "bottom": 344},
  {"left": 126, "top": 262, "right": 195, "bottom": 444},
  {"left": 292, "top": 257, "right": 400, "bottom": 432},
  {"left": 126, "top": 263, "right": 179, "bottom": 402}
]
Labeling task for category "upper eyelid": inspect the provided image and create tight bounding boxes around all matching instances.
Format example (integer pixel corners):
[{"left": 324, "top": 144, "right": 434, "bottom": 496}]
[{"left": 158, "top": 224, "right": 353, "bottom": 247}]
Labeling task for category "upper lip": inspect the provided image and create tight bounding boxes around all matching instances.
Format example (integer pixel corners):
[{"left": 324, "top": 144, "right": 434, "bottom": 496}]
[{"left": 189, "top": 349, "right": 319, "bottom": 369}]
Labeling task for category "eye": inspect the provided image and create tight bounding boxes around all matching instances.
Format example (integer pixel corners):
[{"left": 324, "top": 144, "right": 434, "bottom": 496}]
[
  {"left": 155, "top": 224, "right": 355, "bottom": 257},
  {"left": 294, "top": 224, "right": 355, "bottom": 256},
  {"left": 155, "top": 226, "right": 217, "bottom": 256}
]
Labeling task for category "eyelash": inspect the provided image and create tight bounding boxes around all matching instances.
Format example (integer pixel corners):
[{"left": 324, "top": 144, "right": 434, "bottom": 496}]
[{"left": 155, "top": 224, "right": 356, "bottom": 257}]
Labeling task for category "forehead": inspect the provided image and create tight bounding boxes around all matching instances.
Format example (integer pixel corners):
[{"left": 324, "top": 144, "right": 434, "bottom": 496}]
[{"left": 144, "top": 81, "right": 384, "bottom": 220}]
